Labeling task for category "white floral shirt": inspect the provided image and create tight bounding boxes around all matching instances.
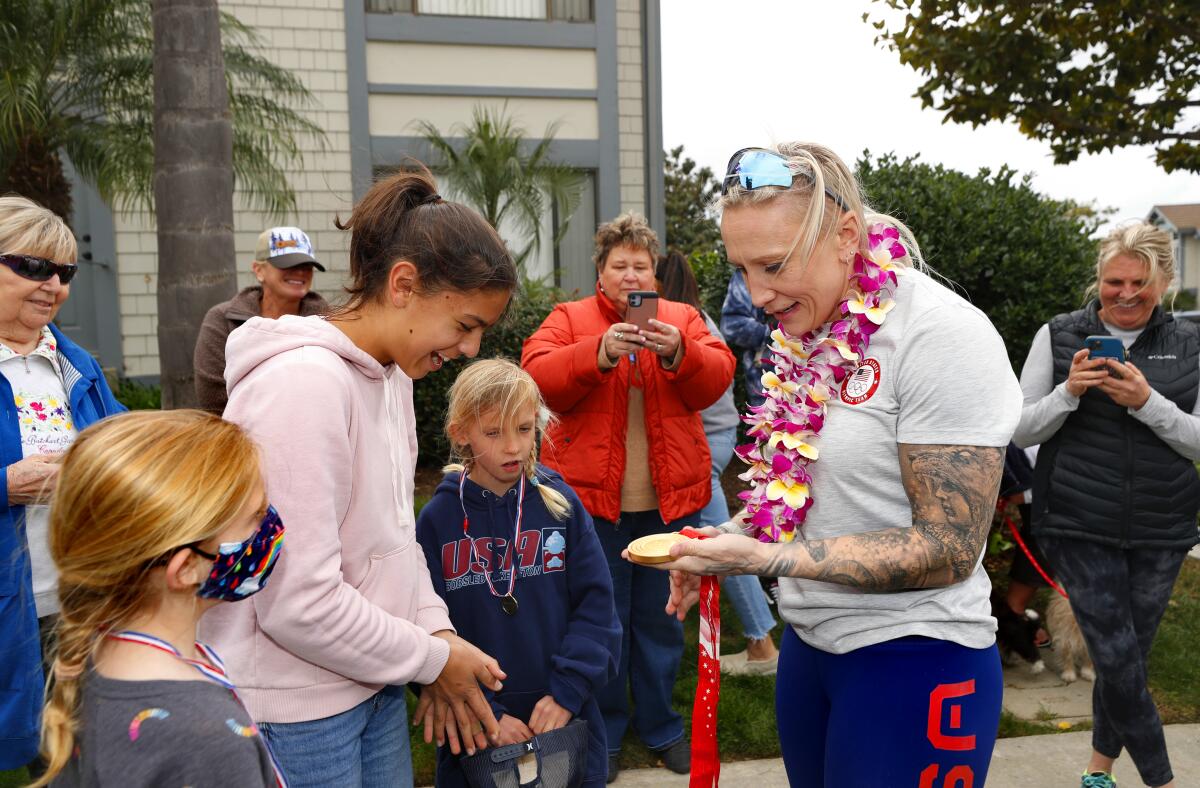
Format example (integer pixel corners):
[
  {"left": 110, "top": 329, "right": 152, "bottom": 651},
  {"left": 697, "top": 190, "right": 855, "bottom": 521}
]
[{"left": 0, "top": 326, "right": 77, "bottom": 616}]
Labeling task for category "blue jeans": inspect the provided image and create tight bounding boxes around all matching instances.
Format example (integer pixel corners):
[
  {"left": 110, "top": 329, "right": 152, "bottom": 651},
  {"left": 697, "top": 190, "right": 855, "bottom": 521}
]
[
  {"left": 701, "top": 427, "right": 776, "bottom": 642},
  {"left": 593, "top": 509, "right": 695, "bottom": 753},
  {"left": 259, "top": 684, "right": 412, "bottom": 788}
]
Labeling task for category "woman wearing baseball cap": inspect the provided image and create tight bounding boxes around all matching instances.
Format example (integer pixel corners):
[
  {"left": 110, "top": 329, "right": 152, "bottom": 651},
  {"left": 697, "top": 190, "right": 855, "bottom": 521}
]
[{"left": 194, "top": 226, "right": 329, "bottom": 413}]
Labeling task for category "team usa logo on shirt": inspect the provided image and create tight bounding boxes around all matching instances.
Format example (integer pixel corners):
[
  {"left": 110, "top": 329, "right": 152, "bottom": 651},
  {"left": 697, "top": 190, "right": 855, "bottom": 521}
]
[
  {"left": 441, "top": 528, "right": 566, "bottom": 590},
  {"left": 840, "top": 357, "right": 881, "bottom": 405}
]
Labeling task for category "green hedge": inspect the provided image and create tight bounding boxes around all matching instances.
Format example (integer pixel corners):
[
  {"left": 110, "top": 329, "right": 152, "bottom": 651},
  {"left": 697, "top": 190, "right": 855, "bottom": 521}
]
[{"left": 412, "top": 278, "right": 562, "bottom": 467}]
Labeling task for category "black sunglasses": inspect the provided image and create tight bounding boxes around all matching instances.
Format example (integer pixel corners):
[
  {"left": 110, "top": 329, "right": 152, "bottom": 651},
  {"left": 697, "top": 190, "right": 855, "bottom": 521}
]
[{"left": 0, "top": 254, "right": 78, "bottom": 284}]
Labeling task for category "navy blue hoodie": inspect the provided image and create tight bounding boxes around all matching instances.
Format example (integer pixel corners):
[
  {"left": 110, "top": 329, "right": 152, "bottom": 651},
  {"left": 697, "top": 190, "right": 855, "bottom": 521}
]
[{"left": 416, "top": 465, "right": 621, "bottom": 788}]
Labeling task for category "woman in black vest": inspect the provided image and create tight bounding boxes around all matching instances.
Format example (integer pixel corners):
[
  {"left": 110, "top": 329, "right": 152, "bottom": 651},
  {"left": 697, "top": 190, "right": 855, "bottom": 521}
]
[{"left": 1014, "top": 222, "right": 1200, "bottom": 788}]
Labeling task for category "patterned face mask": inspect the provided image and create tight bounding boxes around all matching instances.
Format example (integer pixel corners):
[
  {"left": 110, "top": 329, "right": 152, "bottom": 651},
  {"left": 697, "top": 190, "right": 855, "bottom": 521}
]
[{"left": 192, "top": 505, "right": 285, "bottom": 601}]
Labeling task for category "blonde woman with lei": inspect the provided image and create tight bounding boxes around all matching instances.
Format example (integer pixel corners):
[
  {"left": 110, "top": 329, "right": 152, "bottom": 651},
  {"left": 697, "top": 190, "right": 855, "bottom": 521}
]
[
  {"left": 33, "top": 410, "right": 286, "bottom": 787},
  {"left": 638, "top": 143, "right": 1023, "bottom": 787}
]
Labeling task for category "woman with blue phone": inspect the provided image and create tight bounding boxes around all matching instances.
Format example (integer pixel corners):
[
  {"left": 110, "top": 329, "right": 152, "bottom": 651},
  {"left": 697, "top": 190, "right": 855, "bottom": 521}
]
[{"left": 1014, "top": 222, "right": 1200, "bottom": 788}]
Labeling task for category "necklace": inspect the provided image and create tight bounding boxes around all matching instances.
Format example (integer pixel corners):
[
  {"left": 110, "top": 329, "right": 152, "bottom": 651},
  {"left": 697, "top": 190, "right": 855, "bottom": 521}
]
[
  {"left": 458, "top": 471, "right": 525, "bottom": 614},
  {"left": 736, "top": 223, "right": 908, "bottom": 543}
]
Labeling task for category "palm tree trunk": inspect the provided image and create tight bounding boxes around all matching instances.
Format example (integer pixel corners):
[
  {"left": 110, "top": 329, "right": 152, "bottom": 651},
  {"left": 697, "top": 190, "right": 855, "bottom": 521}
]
[
  {"left": 151, "top": 0, "right": 236, "bottom": 408},
  {"left": 4, "top": 136, "right": 73, "bottom": 222}
]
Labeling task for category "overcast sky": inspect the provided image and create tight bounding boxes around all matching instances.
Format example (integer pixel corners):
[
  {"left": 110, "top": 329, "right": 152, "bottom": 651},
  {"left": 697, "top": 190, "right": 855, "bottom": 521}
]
[{"left": 660, "top": 1, "right": 1198, "bottom": 232}]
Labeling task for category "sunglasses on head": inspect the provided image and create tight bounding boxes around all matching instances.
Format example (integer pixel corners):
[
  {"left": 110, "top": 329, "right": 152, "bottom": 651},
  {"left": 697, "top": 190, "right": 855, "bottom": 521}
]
[
  {"left": 721, "top": 147, "right": 850, "bottom": 211},
  {"left": 0, "top": 254, "right": 78, "bottom": 284}
]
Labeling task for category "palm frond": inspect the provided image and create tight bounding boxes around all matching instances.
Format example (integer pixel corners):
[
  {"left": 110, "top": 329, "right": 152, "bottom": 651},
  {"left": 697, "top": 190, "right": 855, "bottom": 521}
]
[
  {"left": 415, "top": 103, "right": 587, "bottom": 269},
  {"left": 0, "top": 0, "right": 327, "bottom": 219}
]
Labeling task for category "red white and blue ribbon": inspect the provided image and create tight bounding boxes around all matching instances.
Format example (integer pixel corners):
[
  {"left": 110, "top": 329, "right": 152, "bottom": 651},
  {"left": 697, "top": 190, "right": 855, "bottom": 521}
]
[
  {"left": 680, "top": 527, "right": 721, "bottom": 787},
  {"left": 107, "top": 630, "right": 289, "bottom": 788}
]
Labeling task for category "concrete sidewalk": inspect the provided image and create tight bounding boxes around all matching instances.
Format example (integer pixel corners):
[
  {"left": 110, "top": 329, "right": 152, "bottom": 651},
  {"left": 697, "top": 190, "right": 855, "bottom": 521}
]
[{"left": 614, "top": 723, "right": 1200, "bottom": 786}]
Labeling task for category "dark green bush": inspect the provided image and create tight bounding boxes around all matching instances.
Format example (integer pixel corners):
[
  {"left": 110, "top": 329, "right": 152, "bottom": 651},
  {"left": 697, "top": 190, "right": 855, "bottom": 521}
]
[
  {"left": 857, "top": 152, "right": 1103, "bottom": 369},
  {"left": 114, "top": 378, "right": 162, "bottom": 410},
  {"left": 412, "top": 278, "right": 562, "bottom": 466}
]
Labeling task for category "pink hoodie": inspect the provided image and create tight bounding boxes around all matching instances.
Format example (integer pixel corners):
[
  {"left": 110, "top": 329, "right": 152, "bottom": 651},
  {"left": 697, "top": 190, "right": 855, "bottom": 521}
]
[{"left": 199, "top": 315, "right": 453, "bottom": 723}]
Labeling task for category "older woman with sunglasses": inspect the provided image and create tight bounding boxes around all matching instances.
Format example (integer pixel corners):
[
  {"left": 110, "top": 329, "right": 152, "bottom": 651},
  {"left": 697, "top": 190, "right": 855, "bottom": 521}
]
[
  {"left": 0, "top": 196, "right": 124, "bottom": 772},
  {"left": 634, "top": 144, "right": 1021, "bottom": 787}
]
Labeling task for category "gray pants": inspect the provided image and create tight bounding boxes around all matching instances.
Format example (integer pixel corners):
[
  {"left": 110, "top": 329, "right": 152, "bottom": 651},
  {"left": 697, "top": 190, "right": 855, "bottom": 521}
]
[{"left": 1040, "top": 536, "right": 1187, "bottom": 788}]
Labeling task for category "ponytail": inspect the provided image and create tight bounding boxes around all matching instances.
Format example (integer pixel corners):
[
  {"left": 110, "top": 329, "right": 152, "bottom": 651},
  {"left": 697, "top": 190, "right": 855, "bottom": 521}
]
[{"left": 334, "top": 161, "right": 517, "bottom": 312}]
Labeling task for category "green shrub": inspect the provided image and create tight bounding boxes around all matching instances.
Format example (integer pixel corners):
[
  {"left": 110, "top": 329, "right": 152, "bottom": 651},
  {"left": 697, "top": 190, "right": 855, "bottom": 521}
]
[
  {"left": 114, "top": 378, "right": 162, "bottom": 410},
  {"left": 412, "top": 278, "right": 562, "bottom": 466},
  {"left": 857, "top": 152, "right": 1103, "bottom": 369}
]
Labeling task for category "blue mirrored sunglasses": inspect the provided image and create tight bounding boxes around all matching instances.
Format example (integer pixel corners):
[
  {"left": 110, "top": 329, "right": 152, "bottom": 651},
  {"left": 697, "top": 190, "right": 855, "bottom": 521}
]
[{"left": 721, "top": 147, "right": 849, "bottom": 211}]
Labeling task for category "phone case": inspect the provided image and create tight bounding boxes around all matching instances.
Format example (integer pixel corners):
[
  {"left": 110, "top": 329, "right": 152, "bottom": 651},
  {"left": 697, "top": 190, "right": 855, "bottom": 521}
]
[
  {"left": 1085, "top": 335, "right": 1125, "bottom": 362},
  {"left": 626, "top": 291, "right": 659, "bottom": 331}
]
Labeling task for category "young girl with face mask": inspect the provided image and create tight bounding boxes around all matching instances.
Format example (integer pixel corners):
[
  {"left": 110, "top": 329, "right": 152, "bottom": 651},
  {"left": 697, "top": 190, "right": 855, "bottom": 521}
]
[
  {"left": 32, "top": 410, "right": 285, "bottom": 787},
  {"left": 202, "top": 165, "right": 519, "bottom": 787}
]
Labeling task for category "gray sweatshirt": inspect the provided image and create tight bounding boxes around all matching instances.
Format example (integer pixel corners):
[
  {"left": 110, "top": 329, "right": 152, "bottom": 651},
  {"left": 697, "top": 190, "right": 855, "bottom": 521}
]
[{"left": 53, "top": 672, "right": 275, "bottom": 787}]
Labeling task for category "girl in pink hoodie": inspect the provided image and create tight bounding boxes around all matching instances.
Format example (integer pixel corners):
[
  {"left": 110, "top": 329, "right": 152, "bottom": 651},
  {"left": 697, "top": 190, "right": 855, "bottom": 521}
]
[{"left": 200, "top": 166, "right": 517, "bottom": 787}]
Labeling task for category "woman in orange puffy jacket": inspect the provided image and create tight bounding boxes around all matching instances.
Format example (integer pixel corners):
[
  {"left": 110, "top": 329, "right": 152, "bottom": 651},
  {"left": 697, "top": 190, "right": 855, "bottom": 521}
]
[{"left": 522, "top": 212, "right": 734, "bottom": 781}]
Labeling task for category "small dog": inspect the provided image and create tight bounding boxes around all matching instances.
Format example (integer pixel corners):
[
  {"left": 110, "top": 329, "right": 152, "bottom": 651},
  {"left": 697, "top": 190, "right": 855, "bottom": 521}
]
[
  {"left": 1046, "top": 593, "right": 1094, "bottom": 683},
  {"left": 992, "top": 592, "right": 1044, "bottom": 674}
]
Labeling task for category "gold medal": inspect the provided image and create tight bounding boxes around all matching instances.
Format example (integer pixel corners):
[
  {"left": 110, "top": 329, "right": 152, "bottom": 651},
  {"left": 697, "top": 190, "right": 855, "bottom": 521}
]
[{"left": 627, "top": 532, "right": 688, "bottom": 565}]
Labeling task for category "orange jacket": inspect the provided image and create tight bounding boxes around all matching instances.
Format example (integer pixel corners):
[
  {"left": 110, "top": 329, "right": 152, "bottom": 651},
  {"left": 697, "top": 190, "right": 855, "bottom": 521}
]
[{"left": 522, "top": 287, "right": 736, "bottom": 523}]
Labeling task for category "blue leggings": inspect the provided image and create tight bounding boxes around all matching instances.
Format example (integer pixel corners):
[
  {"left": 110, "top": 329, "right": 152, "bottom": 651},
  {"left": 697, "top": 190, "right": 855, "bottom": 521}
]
[{"left": 776, "top": 627, "right": 1002, "bottom": 788}]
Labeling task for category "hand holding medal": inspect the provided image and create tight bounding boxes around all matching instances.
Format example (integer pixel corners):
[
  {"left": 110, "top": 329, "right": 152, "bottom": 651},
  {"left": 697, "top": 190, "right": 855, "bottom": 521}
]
[{"left": 625, "top": 527, "right": 722, "bottom": 787}]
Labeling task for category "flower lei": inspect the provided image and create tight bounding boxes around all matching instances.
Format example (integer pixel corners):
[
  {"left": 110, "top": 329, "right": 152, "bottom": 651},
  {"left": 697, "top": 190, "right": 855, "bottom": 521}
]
[{"left": 735, "top": 223, "right": 910, "bottom": 543}]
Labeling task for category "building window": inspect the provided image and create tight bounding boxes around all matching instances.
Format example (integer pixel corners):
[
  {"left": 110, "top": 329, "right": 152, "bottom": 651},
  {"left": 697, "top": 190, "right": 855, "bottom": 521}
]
[{"left": 365, "top": 0, "right": 592, "bottom": 22}]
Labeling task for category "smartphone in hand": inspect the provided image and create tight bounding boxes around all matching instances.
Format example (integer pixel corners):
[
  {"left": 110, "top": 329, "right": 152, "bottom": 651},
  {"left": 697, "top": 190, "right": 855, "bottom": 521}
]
[
  {"left": 626, "top": 291, "right": 659, "bottom": 332},
  {"left": 1085, "top": 335, "right": 1125, "bottom": 379}
]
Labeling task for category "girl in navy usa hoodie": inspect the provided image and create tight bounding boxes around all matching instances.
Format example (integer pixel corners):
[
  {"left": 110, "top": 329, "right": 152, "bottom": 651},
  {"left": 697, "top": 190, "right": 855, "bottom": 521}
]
[{"left": 416, "top": 359, "right": 621, "bottom": 787}]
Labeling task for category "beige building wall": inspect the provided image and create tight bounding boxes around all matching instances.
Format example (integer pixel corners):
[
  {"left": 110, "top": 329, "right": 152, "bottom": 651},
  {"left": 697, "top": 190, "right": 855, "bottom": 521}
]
[
  {"left": 112, "top": 0, "right": 355, "bottom": 377},
  {"left": 1182, "top": 235, "right": 1200, "bottom": 296},
  {"left": 616, "top": 0, "right": 646, "bottom": 215}
]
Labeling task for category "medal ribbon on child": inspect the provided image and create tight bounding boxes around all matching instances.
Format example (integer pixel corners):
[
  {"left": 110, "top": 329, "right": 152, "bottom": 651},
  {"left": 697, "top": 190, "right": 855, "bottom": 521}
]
[
  {"left": 735, "top": 223, "right": 908, "bottom": 542},
  {"left": 679, "top": 526, "right": 720, "bottom": 787},
  {"left": 107, "top": 630, "right": 290, "bottom": 788}
]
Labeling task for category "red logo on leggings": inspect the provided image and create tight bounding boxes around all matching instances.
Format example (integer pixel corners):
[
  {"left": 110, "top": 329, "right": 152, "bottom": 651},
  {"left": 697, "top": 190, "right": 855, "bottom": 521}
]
[{"left": 919, "top": 680, "right": 976, "bottom": 787}]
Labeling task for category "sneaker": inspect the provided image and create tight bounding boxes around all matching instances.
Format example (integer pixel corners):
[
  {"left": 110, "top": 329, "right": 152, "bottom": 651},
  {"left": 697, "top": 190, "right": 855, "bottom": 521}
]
[
  {"left": 1081, "top": 772, "right": 1116, "bottom": 787},
  {"left": 654, "top": 738, "right": 691, "bottom": 774},
  {"left": 720, "top": 649, "right": 779, "bottom": 676},
  {"left": 606, "top": 753, "right": 620, "bottom": 784},
  {"left": 761, "top": 577, "right": 780, "bottom": 605}
]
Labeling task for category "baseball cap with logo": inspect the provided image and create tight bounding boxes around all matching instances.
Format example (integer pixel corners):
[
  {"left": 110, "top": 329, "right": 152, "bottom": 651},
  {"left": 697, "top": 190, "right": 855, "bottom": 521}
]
[{"left": 255, "top": 227, "right": 325, "bottom": 271}]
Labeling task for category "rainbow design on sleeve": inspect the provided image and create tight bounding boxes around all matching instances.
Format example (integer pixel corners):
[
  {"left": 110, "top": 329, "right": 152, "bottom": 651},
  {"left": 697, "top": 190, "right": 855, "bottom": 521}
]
[
  {"left": 226, "top": 719, "right": 259, "bottom": 738},
  {"left": 128, "top": 708, "right": 169, "bottom": 741}
]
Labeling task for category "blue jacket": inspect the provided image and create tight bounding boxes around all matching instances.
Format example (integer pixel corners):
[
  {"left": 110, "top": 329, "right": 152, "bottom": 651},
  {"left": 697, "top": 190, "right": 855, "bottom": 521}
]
[
  {"left": 416, "top": 466, "right": 620, "bottom": 788},
  {"left": 719, "top": 270, "right": 772, "bottom": 407},
  {"left": 0, "top": 325, "right": 125, "bottom": 769}
]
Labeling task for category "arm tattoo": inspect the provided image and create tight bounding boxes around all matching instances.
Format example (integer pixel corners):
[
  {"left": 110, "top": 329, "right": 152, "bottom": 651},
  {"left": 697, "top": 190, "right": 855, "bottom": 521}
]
[{"left": 757, "top": 444, "right": 1003, "bottom": 592}]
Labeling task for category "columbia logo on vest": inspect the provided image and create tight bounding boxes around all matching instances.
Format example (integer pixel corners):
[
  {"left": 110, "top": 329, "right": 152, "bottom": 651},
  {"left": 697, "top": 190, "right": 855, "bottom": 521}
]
[{"left": 1146, "top": 354, "right": 1177, "bottom": 360}]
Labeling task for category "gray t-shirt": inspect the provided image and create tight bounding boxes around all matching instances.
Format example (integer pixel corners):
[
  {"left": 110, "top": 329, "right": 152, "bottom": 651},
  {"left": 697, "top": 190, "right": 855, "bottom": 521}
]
[
  {"left": 778, "top": 269, "right": 1022, "bottom": 653},
  {"left": 54, "top": 672, "right": 275, "bottom": 787}
]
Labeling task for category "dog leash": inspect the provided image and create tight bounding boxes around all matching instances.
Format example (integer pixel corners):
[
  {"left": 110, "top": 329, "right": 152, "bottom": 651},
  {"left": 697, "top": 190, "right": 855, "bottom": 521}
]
[{"left": 996, "top": 499, "right": 1069, "bottom": 599}]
